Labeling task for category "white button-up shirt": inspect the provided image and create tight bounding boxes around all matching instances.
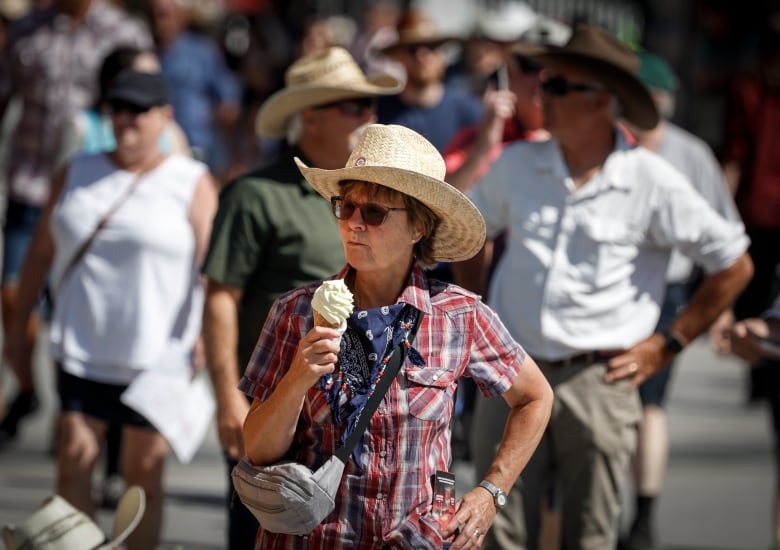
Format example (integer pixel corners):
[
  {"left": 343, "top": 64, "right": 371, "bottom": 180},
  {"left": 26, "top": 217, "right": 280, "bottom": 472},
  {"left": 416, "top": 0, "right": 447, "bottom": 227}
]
[{"left": 469, "top": 131, "right": 749, "bottom": 360}]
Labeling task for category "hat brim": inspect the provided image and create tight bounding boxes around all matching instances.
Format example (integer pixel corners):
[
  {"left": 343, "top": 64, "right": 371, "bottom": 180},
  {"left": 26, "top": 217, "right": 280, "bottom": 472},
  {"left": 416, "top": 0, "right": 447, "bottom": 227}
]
[
  {"left": 531, "top": 50, "right": 660, "bottom": 130},
  {"left": 99, "top": 486, "right": 146, "bottom": 550},
  {"left": 294, "top": 158, "right": 486, "bottom": 263},
  {"left": 256, "top": 74, "right": 402, "bottom": 137}
]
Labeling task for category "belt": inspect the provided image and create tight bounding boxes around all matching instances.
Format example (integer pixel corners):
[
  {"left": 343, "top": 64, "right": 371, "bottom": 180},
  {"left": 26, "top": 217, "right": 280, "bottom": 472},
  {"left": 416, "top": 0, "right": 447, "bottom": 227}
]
[{"left": 540, "top": 351, "right": 606, "bottom": 368}]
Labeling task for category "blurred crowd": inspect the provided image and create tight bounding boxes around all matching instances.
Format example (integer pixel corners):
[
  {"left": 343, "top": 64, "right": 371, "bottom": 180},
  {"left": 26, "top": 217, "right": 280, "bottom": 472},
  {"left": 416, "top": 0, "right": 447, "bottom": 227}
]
[{"left": 1, "top": 0, "right": 780, "bottom": 549}]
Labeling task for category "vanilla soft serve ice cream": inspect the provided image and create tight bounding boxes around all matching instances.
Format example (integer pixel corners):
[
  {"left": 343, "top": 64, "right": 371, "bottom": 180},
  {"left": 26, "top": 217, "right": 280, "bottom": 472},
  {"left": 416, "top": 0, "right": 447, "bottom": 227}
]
[{"left": 312, "top": 279, "right": 354, "bottom": 329}]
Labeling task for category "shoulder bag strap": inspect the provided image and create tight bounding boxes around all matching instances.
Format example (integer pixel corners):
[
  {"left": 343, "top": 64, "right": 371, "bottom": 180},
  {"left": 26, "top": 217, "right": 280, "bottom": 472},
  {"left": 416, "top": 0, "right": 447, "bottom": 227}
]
[
  {"left": 335, "top": 307, "right": 424, "bottom": 463},
  {"left": 55, "top": 168, "right": 149, "bottom": 294}
]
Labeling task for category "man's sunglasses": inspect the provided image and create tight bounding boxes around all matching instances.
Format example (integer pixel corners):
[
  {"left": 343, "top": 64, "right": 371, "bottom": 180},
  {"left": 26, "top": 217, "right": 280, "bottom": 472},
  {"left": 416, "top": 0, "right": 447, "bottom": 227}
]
[
  {"left": 512, "top": 55, "right": 542, "bottom": 74},
  {"left": 331, "top": 197, "right": 407, "bottom": 226},
  {"left": 403, "top": 42, "right": 443, "bottom": 56},
  {"left": 541, "top": 76, "right": 604, "bottom": 97},
  {"left": 109, "top": 100, "right": 153, "bottom": 116},
  {"left": 315, "top": 97, "right": 376, "bottom": 116}
]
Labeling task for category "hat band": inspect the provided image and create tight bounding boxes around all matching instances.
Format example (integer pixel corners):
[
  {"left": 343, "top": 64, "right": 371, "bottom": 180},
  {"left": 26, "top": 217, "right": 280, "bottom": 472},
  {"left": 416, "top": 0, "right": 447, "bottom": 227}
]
[{"left": 18, "top": 512, "right": 104, "bottom": 550}]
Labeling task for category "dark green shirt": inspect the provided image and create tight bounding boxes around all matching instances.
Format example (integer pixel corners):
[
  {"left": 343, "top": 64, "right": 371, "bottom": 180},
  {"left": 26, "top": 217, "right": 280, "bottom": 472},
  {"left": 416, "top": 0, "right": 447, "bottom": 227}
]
[{"left": 202, "top": 146, "right": 345, "bottom": 372}]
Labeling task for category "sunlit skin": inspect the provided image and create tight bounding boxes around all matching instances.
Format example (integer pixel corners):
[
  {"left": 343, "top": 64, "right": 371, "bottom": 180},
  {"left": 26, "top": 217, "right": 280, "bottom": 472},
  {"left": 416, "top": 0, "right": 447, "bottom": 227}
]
[
  {"left": 509, "top": 55, "right": 544, "bottom": 131},
  {"left": 110, "top": 105, "right": 172, "bottom": 167},
  {"left": 542, "top": 64, "right": 609, "bottom": 138},
  {"left": 393, "top": 44, "right": 447, "bottom": 88},
  {"left": 299, "top": 102, "right": 376, "bottom": 170},
  {"left": 338, "top": 186, "right": 420, "bottom": 290}
]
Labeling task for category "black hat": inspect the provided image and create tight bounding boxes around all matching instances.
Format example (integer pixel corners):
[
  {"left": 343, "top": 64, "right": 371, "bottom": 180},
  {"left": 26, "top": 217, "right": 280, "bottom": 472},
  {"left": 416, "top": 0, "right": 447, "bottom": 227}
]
[{"left": 106, "top": 70, "right": 170, "bottom": 109}]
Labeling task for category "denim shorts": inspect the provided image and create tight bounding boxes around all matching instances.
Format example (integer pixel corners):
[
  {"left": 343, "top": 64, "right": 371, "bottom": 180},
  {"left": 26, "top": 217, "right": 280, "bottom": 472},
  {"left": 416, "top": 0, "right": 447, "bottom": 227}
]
[
  {"left": 2, "top": 198, "right": 42, "bottom": 285},
  {"left": 57, "top": 368, "right": 157, "bottom": 430}
]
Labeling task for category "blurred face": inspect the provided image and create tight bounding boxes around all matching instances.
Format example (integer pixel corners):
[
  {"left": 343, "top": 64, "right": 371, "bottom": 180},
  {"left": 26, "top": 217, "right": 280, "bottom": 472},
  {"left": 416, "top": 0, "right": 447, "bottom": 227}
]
[
  {"left": 150, "top": 0, "right": 187, "bottom": 41},
  {"left": 392, "top": 43, "right": 447, "bottom": 86},
  {"left": 540, "top": 64, "right": 607, "bottom": 137},
  {"left": 508, "top": 54, "right": 543, "bottom": 130},
  {"left": 307, "top": 97, "right": 377, "bottom": 159},
  {"left": 110, "top": 102, "right": 171, "bottom": 155},
  {"left": 335, "top": 182, "right": 420, "bottom": 276}
]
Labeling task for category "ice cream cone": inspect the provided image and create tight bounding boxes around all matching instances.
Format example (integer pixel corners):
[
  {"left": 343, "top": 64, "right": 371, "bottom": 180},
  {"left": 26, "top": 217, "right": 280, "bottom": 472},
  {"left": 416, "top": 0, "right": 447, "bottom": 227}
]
[{"left": 313, "top": 310, "right": 343, "bottom": 329}]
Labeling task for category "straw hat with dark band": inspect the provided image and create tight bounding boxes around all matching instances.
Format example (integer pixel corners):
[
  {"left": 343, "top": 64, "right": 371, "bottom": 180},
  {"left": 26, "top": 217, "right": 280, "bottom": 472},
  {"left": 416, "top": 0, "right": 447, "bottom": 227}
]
[
  {"left": 530, "top": 24, "right": 660, "bottom": 130},
  {"left": 256, "top": 47, "right": 403, "bottom": 137},
  {"left": 295, "top": 124, "right": 486, "bottom": 263}
]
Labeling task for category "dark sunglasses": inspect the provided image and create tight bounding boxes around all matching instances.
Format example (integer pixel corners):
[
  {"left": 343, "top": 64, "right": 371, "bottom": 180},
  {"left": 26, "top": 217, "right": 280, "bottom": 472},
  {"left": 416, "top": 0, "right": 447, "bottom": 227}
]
[
  {"left": 315, "top": 97, "right": 376, "bottom": 116},
  {"left": 512, "top": 55, "right": 542, "bottom": 74},
  {"left": 331, "top": 197, "right": 407, "bottom": 226},
  {"left": 403, "top": 42, "right": 442, "bottom": 56},
  {"left": 541, "top": 76, "right": 604, "bottom": 97},
  {"left": 109, "top": 99, "right": 152, "bottom": 116}
]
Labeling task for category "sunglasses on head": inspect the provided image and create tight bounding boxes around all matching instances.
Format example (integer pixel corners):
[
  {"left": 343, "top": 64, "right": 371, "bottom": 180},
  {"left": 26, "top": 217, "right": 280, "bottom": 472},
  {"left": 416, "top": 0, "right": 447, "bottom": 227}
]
[
  {"left": 512, "top": 55, "right": 542, "bottom": 74},
  {"left": 315, "top": 97, "right": 376, "bottom": 116},
  {"left": 109, "top": 99, "right": 153, "bottom": 116},
  {"left": 541, "top": 76, "right": 605, "bottom": 97},
  {"left": 331, "top": 196, "right": 407, "bottom": 226}
]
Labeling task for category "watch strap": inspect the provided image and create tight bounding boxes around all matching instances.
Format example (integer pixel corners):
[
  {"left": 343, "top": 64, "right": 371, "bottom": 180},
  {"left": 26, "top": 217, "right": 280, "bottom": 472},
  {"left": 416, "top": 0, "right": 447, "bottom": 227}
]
[{"left": 660, "top": 328, "right": 685, "bottom": 353}]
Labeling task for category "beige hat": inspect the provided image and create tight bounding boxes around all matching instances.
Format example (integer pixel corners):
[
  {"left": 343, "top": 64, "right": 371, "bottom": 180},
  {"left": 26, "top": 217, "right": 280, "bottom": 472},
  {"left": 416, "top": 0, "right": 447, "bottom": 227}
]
[
  {"left": 295, "top": 124, "right": 486, "bottom": 263},
  {"left": 256, "top": 46, "right": 403, "bottom": 137},
  {"left": 2, "top": 486, "right": 145, "bottom": 550}
]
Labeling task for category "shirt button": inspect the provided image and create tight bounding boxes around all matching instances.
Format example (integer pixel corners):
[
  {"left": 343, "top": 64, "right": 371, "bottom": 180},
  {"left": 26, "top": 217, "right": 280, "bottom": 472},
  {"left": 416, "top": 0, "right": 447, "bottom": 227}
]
[
  {"left": 432, "top": 375, "right": 439, "bottom": 381},
  {"left": 379, "top": 450, "right": 387, "bottom": 457},
  {"left": 377, "top": 493, "right": 383, "bottom": 499},
  {"left": 373, "top": 536, "right": 379, "bottom": 542},
  {"left": 379, "top": 408, "right": 385, "bottom": 415}
]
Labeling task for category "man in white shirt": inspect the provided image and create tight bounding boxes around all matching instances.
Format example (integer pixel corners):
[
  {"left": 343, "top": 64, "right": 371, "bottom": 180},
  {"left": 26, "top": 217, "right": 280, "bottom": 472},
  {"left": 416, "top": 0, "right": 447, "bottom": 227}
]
[{"left": 455, "top": 24, "right": 754, "bottom": 550}]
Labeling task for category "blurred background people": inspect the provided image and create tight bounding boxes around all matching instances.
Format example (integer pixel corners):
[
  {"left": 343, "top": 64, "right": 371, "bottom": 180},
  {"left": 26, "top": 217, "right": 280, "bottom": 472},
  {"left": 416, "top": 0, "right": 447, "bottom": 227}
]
[
  {"left": 728, "top": 295, "right": 780, "bottom": 550},
  {"left": 457, "top": 24, "right": 752, "bottom": 550},
  {"left": 620, "top": 50, "right": 743, "bottom": 550},
  {"left": 147, "top": 0, "right": 242, "bottom": 179},
  {"left": 6, "top": 70, "right": 218, "bottom": 550},
  {"left": 0, "top": 0, "right": 151, "bottom": 450},
  {"left": 375, "top": 6, "right": 482, "bottom": 153},
  {"left": 201, "top": 46, "right": 401, "bottom": 549}
]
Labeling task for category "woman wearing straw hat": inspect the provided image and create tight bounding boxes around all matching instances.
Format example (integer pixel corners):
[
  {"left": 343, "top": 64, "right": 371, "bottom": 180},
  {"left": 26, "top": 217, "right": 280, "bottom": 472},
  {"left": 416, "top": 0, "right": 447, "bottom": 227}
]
[{"left": 240, "top": 124, "right": 553, "bottom": 549}]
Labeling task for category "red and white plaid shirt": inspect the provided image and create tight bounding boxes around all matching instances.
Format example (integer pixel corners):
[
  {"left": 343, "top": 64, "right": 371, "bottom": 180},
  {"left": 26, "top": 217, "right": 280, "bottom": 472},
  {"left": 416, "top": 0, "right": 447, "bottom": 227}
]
[{"left": 239, "top": 265, "right": 526, "bottom": 549}]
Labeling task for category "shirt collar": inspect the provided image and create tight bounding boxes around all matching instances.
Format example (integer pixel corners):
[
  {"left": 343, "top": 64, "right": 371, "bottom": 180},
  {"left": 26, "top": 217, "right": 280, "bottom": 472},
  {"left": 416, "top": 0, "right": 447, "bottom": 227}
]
[
  {"left": 535, "top": 126, "right": 636, "bottom": 192},
  {"left": 335, "top": 264, "right": 433, "bottom": 316}
]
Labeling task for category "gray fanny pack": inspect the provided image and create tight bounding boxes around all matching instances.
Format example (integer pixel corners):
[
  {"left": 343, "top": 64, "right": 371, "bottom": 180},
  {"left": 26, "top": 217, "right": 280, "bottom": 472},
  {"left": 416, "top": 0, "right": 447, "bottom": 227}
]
[{"left": 231, "top": 309, "right": 422, "bottom": 535}]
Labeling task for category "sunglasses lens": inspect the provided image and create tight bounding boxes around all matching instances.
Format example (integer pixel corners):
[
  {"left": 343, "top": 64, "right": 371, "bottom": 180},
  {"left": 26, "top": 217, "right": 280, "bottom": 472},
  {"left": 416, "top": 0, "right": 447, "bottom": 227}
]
[
  {"left": 516, "top": 56, "right": 541, "bottom": 74},
  {"left": 362, "top": 204, "right": 387, "bottom": 226},
  {"left": 331, "top": 198, "right": 388, "bottom": 226},
  {"left": 541, "top": 77, "right": 567, "bottom": 96}
]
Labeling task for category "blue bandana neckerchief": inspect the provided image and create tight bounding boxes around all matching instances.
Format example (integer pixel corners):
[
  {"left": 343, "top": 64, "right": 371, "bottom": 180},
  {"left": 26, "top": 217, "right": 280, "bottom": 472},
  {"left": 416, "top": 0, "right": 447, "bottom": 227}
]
[{"left": 319, "top": 303, "right": 425, "bottom": 464}]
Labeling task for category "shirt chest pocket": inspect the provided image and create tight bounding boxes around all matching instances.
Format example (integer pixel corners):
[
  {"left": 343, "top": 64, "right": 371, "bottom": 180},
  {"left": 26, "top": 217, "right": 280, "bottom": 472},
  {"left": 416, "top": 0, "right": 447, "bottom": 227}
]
[{"left": 403, "top": 366, "right": 457, "bottom": 421}]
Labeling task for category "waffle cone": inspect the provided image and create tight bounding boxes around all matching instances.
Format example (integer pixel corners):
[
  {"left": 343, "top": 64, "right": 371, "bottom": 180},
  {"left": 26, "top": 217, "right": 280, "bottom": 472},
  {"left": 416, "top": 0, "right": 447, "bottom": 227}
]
[{"left": 313, "top": 310, "right": 342, "bottom": 329}]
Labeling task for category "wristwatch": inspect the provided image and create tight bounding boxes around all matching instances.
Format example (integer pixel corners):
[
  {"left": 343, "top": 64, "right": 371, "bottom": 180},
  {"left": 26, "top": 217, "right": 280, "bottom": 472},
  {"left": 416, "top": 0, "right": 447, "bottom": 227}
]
[
  {"left": 660, "top": 328, "right": 686, "bottom": 354},
  {"left": 478, "top": 480, "right": 507, "bottom": 510}
]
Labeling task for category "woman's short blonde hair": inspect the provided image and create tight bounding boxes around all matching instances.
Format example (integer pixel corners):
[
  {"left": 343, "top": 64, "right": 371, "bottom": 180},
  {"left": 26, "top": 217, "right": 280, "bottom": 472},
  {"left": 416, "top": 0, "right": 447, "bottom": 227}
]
[{"left": 339, "top": 180, "right": 439, "bottom": 269}]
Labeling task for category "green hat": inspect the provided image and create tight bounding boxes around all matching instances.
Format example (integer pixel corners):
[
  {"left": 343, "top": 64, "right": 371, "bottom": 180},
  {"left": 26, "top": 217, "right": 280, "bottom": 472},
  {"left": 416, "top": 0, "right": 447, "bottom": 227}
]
[{"left": 638, "top": 52, "right": 678, "bottom": 92}]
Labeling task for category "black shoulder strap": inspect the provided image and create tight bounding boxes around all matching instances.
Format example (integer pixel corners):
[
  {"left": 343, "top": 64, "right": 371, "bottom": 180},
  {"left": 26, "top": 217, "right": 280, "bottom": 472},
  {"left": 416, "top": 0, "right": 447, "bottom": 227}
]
[{"left": 335, "top": 307, "right": 424, "bottom": 463}]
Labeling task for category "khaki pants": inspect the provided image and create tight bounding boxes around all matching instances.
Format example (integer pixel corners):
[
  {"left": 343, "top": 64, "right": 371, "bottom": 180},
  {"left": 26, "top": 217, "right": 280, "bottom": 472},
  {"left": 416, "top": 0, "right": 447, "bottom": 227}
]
[{"left": 473, "top": 359, "right": 641, "bottom": 550}]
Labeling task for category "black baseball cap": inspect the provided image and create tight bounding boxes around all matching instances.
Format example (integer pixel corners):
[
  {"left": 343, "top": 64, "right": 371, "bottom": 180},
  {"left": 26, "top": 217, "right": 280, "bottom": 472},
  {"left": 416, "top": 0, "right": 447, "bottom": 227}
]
[{"left": 106, "top": 70, "right": 170, "bottom": 109}]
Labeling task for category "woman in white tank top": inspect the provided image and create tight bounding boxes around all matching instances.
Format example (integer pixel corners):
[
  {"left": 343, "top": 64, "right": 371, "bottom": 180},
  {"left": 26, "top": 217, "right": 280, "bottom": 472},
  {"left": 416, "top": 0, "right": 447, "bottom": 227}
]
[{"left": 6, "top": 70, "right": 219, "bottom": 550}]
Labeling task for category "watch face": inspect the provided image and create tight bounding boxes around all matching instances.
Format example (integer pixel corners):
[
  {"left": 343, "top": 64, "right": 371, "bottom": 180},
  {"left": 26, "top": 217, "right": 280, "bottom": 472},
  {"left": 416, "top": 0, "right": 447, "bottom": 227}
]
[{"left": 496, "top": 493, "right": 507, "bottom": 508}]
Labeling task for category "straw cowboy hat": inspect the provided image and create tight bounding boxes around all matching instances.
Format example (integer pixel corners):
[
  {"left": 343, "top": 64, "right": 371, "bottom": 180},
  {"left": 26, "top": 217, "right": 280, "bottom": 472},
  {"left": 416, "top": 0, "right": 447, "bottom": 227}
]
[
  {"left": 530, "top": 23, "right": 659, "bottom": 130},
  {"left": 256, "top": 46, "right": 403, "bottom": 138},
  {"left": 2, "top": 487, "right": 145, "bottom": 550},
  {"left": 380, "top": 8, "right": 462, "bottom": 55},
  {"left": 295, "top": 124, "right": 486, "bottom": 263}
]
